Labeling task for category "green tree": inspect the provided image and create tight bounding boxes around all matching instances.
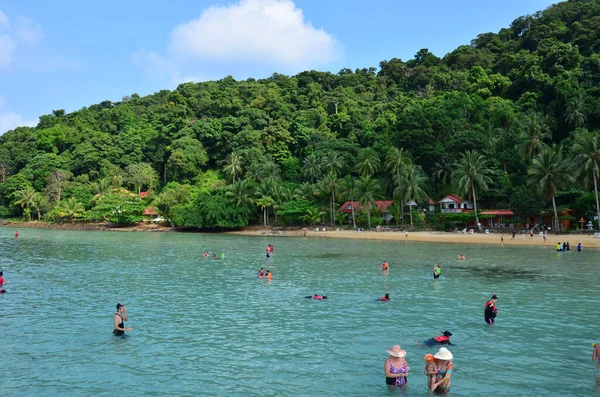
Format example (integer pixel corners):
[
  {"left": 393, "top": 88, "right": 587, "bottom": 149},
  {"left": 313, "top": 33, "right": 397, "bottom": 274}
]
[
  {"left": 301, "top": 152, "right": 323, "bottom": 183},
  {"left": 572, "top": 131, "right": 600, "bottom": 229},
  {"left": 528, "top": 146, "right": 575, "bottom": 232},
  {"left": 452, "top": 150, "right": 493, "bottom": 230},
  {"left": 125, "top": 163, "right": 158, "bottom": 194},
  {"left": 14, "top": 187, "right": 37, "bottom": 221},
  {"left": 342, "top": 175, "right": 358, "bottom": 229},
  {"left": 356, "top": 175, "right": 381, "bottom": 229},
  {"left": 226, "top": 179, "right": 254, "bottom": 208},
  {"left": 57, "top": 197, "right": 86, "bottom": 222},
  {"left": 356, "top": 147, "right": 380, "bottom": 177},
  {"left": 256, "top": 196, "right": 275, "bottom": 227},
  {"left": 30, "top": 192, "right": 50, "bottom": 221},
  {"left": 224, "top": 152, "right": 243, "bottom": 183},
  {"left": 395, "top": 164, "right": 428, "bottom": 227},
  {"left": 520, "top": 112, "right": 551, "bottom": 160},
  {"left": 565, "top": 93, "right": 587, "bottom": 130}
]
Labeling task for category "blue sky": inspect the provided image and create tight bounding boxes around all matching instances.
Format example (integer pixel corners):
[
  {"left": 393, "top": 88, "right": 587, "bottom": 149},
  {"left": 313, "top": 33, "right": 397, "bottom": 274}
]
[{"left": 0, "top": 0, "right": 557, "bottom": 133}]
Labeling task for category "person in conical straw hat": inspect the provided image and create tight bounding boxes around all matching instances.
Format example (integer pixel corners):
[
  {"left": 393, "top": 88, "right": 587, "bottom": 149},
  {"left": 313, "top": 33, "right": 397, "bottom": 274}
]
[
  {"left": 431, "top": 347, "right": 454, "bottom": 393},
  {"left": 384, "top": 345, "right": 410, "bottom": 388}
]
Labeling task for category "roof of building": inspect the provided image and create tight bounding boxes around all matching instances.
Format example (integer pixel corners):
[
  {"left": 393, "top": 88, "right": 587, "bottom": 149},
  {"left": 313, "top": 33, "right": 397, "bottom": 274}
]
[{"left": 437, "top": 194, "right": 465, "bottom": 204}]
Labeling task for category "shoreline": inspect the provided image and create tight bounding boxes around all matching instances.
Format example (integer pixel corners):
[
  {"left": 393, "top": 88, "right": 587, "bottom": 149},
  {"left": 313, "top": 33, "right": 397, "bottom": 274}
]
[
  {"left": 3, "top": 221, "right": 599, "bottom": 248},
  {"left": 226, "top": 228, "right": 600, "bottom": 248}
]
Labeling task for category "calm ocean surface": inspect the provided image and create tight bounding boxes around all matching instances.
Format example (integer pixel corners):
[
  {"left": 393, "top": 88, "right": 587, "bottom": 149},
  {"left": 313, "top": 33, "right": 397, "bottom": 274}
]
[{"left": 1, "top": 228, "right": 599, "bottom": 396}]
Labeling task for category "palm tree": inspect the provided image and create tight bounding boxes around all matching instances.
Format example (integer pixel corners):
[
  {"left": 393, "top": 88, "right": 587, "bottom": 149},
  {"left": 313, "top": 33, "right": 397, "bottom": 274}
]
[
  {"left": 317, "top": 173, "right": 339, "bottom": 226},
  {"left": 396, "top": 164, "right": 428, "bottom": 227},
  {"left": 386, "top": 148, "right": 411, "bottom": 223},
  {"left": 356, "top": 176, "right": 381, "bottom": 229},
  {"left": 565, "top": 93, "right": 587, "bottom": 130},
  {"left": 30, "top": 192, "right": 49, "bottom": 221},
  {"left": 356, "top": 147, "right": 380, "bottom": 177},
  {"left": 342, "top": 175, "right": 358, "bottom": 229},
  {"left": 520, "top": 111, "right": 551, "bottom": 160},
  {"left": 224, "top": 152, "right": 243, "bottom": 183},
  {"left": 301, "top": 153, "right": 323, "bottom": 183},
  {"left": 14, "top": 187, "right": 37, "bottom": 221},
  {"left": 323, "top": 150, "right": 344, "bottom": 177},
  {"left": 572, "top": 131, "right": 600, "bottom": 230},
  {"left": 528, "top": 146, "right": 575, "bottom": 232},
  {"left": 433, "top": 158, "right": 453, "bottom": 195},
  {"left": 452, "top": 150, "right": 493, "bottom": 230},
  {"left": 57, "top": 197, "right": 85, "bottom": 222},
  {"left": 256, "top": 196, "right": 275, "bottom": 227},
  {"left": 261, "top": 158, "right": 282, "bottom": 186},
  {"left": 226, "top": 179, "right": 254, "bottom": 207},
  {"left": 294, "top": 182, "right": 315, "bottom": 201},
  {"left": 302, "top": 207, "right": 326, "bottom": 226}
]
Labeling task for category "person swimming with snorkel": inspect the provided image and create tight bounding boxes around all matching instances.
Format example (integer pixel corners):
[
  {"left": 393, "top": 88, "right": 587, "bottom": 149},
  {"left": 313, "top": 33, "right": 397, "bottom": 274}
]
[{"left": 424, "top": 330, "right": 454, "bottom": 347}]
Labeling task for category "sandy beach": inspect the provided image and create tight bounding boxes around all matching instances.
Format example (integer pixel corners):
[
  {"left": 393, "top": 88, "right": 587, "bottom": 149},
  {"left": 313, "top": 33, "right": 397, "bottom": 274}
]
[{"left": 228, "top": 228, "right": 600, "bottom": 248}]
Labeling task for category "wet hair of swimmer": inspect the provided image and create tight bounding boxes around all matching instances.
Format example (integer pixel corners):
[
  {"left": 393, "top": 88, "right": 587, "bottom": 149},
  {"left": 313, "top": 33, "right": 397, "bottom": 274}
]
[
  {"left": 0, "top": 271, "right": 3, "bottom": 276},
  {"left": 443, "top": 330, "right": 452, "bottom": 337},
  {"left": 116, "top": 303, "right": 124, "bottom": 310},
  {"left": 385, "top": 293, "right": 390, "bottom": 299},
  {"left": 491, "top": 294, "right": 498, "bottom": 300}
]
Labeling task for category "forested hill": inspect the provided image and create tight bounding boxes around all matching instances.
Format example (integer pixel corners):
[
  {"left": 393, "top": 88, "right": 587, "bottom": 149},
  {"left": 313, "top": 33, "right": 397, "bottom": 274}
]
[{"left": 2, "top": 0, "right": 600, "bottom": 229}]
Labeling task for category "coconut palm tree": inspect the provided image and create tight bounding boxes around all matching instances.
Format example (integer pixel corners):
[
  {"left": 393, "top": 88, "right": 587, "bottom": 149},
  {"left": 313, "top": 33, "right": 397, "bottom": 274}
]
[
  {"left": 224, "top": 152, "right": 243, "bottom": 183},
  {"left": 433, "top": 158, "right": 453, "bottom": 195},
  {"left": 256, "top": 196, "right": 275, "bottom": 227},
  {"left": 57, "top": 197, "right": 85, "bottom": 222},
  {"left": 395, "top": 164, "right": 428, "bottom": 227},
  {"left": 318, "top": 173, "right": 339, "bottom": 226},
  {"left": 294, "top": 182, "right": 315, "bottom": 201},
  {"left": 520, "top": 111, "right": 551, "bottom": 160},
  {"left": 323, "top": 150, "right": 344, "bottom": 177},
  {"left": 342, "top": 175, "right": 358, "bottom": 229},
  {"left": 572, "top": 131, "right": 600, "bottom": 229},
  {"left": 565, "top": 93, "right": 588, "bottom": 130},
  {"left": 356, "top": 147, "right": 380, "bottom": 177},
  {"left": 356, "top": 175, "right": 381, "bottom": 229},
  {"left": 301, "top": 153, "right": 323, "bottom": 183},
  {"left": 452, "top": 150, "right": 493, "bottom": 230},
  {"left": 386, "top": 148, "right": 411, "bottom": 223},
  {"left": 30, "top": 192, "right": 49, "bottom": 221},
  {"left": 528, "top": 146, "right": 575, "bottom": 232},
  {"left": 14, "top": 187, "right": 37, "bottom": 221},
  {"left": 226, "top": 179, "right": 254, "bottom": 208}
]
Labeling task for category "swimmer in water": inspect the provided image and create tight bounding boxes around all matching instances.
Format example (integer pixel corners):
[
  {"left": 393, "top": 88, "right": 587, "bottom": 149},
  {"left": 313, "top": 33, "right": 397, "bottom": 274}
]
[
  {"left": 433, "top": 263, "right": 442, "bottom": 279},
  {"left": 212, "top": 253, "right": 217, "bottom": 259},
  {"left": 113, "top": 303, "right": 132, "bottom": 336},
  {"left": 457, "top": 254, "right": 466, "bottom": 260},
  {"left": 266, "top": 270, "right": 272, "bottom": 280},
  {"left": 424, "top": 330, "right": 453, "bottom": 347},
  {"left": 204, "top": 251, "right": 209, "bottom": 258},
  {"left": 592, "top": 343, "right": 600, "bottom": 382},
  {"left": 305, "top": 294, "right": 327, "bottom": 300},
  {"left": 0, "top": 271, "right": 7, "bottom": 293},
  {"left": 257, "top": 268, "right": 265, "bottom": 278},
  {"left": 381, "top": 261, "right": 389, "bottom": 271},
  {"left": 379, "top": 293, "right": 390, "bottom": 301},
  {"left": 14, "top": 231, "right": 18, "bottom": 238}
]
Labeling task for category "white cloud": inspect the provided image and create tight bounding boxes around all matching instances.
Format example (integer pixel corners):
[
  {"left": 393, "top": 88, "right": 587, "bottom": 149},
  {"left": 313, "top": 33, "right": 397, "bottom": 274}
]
[
  {"left": 169, "top": 0, "right": 339, "bottom": 69},
  {"left": 0, "top": 10, "right": 9, "bottom": 30},
  {"left": 0, "top": 96, "right": 38, "bottom": 134},
  {"left": 15, "top": 17, "right": 43, "bottom": 45}
]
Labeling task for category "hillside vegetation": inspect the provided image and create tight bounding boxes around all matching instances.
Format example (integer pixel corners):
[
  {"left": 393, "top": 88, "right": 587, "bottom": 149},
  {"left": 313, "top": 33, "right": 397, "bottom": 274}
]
[{"left": 2, "top": 0, "right": 600, "bottom": 230}]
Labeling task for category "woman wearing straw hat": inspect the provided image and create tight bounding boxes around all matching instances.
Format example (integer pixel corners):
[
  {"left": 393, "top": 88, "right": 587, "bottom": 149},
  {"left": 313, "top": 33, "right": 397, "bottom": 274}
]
[
  {"left": 431, "top": 347, "right": 453, "bottom": 393},
  {"left": 384, "top": 345, "right": 410, "bottom": 388}
]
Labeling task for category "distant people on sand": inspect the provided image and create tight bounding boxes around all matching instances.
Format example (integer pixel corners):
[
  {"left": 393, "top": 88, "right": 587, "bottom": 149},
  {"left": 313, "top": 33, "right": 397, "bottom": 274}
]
[
  {"left": 424, "top": 330, "right": 453, "bottom": 347},
  {"left": 457, "top": 254, "right": 466, "bottom": 260},
  {"left": 381, "top": 261, "right": 389, "bottom": 271},
  {"left": 384, "top": 345, "right": 409, "bottom": 388},
  {"left": 430, "top": 347, "right": 453, "bottom": 393},
  {"left": 511, "top": 231, "right": 516, "bottom": 240},
  {"left": 113, "top": 303, "right": 131, "bottom": 336},
  {"left": 433, "top": 263, "right": 442, "bottom": 279},
  {"left": 379, "top": 293, "right": 390, "bottom": 301},
  {"left": 484, "top": 294, "right": 499, "bottom": 325},
  {"left": 306, "top": 294, "right": 327, "bottom": 300},
  {"left": 0, "top": 271, "right": 7, "bottom": 293},
  {"left": 592, "top": 343, "right": 600, "bottom": 382},
  {"left": 501, "top": 235, "right": 504, "bottom": 243}
]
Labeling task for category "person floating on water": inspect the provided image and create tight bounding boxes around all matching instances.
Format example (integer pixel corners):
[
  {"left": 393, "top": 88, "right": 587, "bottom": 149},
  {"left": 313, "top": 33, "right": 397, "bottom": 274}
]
[
  {"left": 257, "top": 268, "right": 265, "bottom": 278},
  {"left": 592, "top": 342, "right": 600, "bottom": 382},
  {"left": 212, "top": 253, "right": 217, "bottom": 259},
  {"left": 0, "top": 271, "right": 8, "bottom": 293},
  {"left": 14, "top": 231, "right": 18, "bottom": 238},
  {"left": 203, "top": 251, "right": 209, "bottom": 258},
  {"left": 433, "top": 263, "right": 442, "bottom": 279},
  {"left": 484, "top": 294, "right": 499, "bottom": 325},
  {"left": 381, "top": 261, "right": 389, "bottom": 271},
  {"left": 379, "top": 293, "right": 390, "bottom": 301},
  {"left": 305, "top": 294, "right": 327, "bottom": 300},
  {"left": 113, "top": 303, "right": 132, "bottom": 336},
  {"left": 457, "top": 254, "right": 465, "bottom": 260},
  {"left": 424, "top": 330, "right": 453, "bottom": 347}
]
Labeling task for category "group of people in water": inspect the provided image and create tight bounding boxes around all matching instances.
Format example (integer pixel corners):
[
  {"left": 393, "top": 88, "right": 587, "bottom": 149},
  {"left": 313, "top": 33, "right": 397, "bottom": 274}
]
[
  {"left": 203, "top": 251, "right": 224, "bottom": 260},
  {"left": 555, "top": 242, "right": 582, "bottom": 252}
]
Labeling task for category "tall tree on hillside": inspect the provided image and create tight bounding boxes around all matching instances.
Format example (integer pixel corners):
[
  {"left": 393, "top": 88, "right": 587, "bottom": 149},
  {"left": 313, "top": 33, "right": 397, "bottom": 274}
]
[
  {"left": 342, "top": 175, "right": 358, "bottom": 230},
  {"left": 256, "top": 196, "right": 275, "bottom": 227},
  {"left": 452, "top": 150, "right": 493, "bottom": 230},
  {"left": 226, "top": 179, "right": 254, "bottom": 208},
  {"left": 14, "top": 187, "right": 37, "bottom": 221},
  {"left": 356, "top": 175, "right": 381, "bottom": 229},
  {"left": 30, "top": 192, "right": 49, "bottom": 221},
  {"left": 572, "top": 131, "right": 600, "bottom": 229},
  {"left": 396, "top": 164, "right": 428, "bottom": 227},
  {"left": 356, "top": 147, "right": 380, "bottom": 177},
  {"left": 386, "top": 148, "right": 411, "bottom": 224},
  {"left": 565, "top": 93, "right": 588, "bottom": 130},
  {"left": 528, "top": 146, "right": 575, "bottom": 232},
  {"left": 125, "top": 162, "right": 158, "bottom": 194},
  {"left": 520, "top": 112, "right": 551, "bottom": 160},
  {"left": 301, "top": 152, "right": 323, "bottom": 183},
  {"left": 46, "top": 169, "right": 72, "bottom": 204},
  {"left": 224, "top": 152, "right": 243, "bottom": 183},
  {"left": 323, "top": 150, "right": 344, "bottom": 177}
]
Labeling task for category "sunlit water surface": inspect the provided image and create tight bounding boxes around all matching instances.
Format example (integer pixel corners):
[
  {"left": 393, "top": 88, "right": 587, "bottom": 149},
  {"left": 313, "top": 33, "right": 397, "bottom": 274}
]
[{"left": 1, "top": 228, "right": 599, "bottom": 396}]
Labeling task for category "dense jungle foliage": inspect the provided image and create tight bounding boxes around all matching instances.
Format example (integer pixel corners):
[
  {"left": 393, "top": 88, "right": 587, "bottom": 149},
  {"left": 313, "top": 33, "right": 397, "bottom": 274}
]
[{"left": 3, "top": 0, "right": 600, "bottom": 230}]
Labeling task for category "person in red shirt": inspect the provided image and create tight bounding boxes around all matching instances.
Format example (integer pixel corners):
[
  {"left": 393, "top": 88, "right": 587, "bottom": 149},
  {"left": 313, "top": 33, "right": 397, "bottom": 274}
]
[
  {"left": 14, "top": 231, "right": 18, "bottom": 238},
  {"left": 379, "top": 293, "right": 391, "bottom": 301},
  {"left": 0, "top": 271, "right": 7, "bottom": 293}
]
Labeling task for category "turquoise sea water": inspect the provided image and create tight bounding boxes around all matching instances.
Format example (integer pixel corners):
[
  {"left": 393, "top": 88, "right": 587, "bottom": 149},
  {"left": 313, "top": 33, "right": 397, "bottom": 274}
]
[{"left": 1, "top": 228, "right": 599, "bottom": 396}]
